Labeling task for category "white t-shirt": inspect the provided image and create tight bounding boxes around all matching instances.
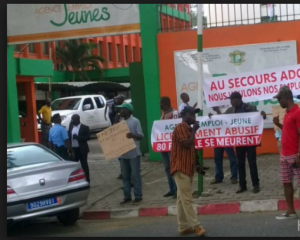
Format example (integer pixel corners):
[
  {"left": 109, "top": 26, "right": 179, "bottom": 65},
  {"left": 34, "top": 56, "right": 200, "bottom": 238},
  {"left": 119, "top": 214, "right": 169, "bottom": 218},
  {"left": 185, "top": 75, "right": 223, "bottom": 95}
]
[{"left": 178, "top": 103, "right": 189, "bottom": 115}]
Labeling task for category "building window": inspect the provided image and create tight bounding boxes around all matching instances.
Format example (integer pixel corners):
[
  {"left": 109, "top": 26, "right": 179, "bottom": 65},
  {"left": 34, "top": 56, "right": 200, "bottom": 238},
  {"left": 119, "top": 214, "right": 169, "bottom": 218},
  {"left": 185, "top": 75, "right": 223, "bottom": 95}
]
[
  {"left": 125, "top": 45, "right": 129, "bottom": 63},
  {"left": 116, "top": 44, "right": 121, "bottom": 62},
  {"left": 108, "top": 43, "right": 112, "bottom": 61},
  {"left": 173, "top": 4, "right": 178, "bottom": 10},
  {"left": 184, "top": 7, "right": 188, "bottom": 13},
  {"left": 98, "top": 41, "right": 102, "bottom": 56},
  {"left": 29, "top": 43, "right": 35, "bottom": 53},
  {"left": 42, "top": 42, "right": 49, "bottom": 54},
  {"left": 14, "top": 45, "right": 21, "bottom": 52}
]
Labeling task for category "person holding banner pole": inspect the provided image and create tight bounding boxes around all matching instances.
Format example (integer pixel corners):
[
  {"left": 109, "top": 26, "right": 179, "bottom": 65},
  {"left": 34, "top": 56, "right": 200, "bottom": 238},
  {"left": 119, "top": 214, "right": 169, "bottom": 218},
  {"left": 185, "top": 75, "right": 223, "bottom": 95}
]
[
  {"left": 273, "top": 86, "right": 300, "bottom": 220},
  {"left": 208, "top": 107, "right": 238, "bottom": 185},
  {"left": 159, "top": 96, "right": 178, "bottom": 198},
  {"left": 224, "top": 92, "right": 266, "bottom": 194}
]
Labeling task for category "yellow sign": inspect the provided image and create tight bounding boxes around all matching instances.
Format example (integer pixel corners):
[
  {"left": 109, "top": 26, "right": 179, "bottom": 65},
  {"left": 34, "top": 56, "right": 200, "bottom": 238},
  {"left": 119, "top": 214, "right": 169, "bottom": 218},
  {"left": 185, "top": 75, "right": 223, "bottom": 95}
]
[{"left": 96, "top": 121, "right": 136, "bottom": 161}]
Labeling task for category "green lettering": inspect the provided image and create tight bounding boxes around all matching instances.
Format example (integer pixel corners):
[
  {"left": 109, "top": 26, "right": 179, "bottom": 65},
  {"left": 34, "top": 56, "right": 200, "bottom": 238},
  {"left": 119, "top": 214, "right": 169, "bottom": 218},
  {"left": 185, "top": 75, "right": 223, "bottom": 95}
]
[
  {"left": 249, "top": 101, "right": 259, "bottom": 106},
  {"left": 84, "top": 10, "right": 93, "bottom": 23},
  {"left": 264, "top": 99, "right": 278, "bottom": 105},
  {"left": 50, "top": 4, "right": 68, "bottom": 26},
  {"left": 101, "top": 7, "right": 110, "bottom": 20},
  {"left": 68, "top": 11, "right": 76, "bottom": 24},
  {"left": 50, "top": 5, "right": 110, "bottom": 27},
  {"left": 93, "top": 8, "right": 100, "bottom": 21}
]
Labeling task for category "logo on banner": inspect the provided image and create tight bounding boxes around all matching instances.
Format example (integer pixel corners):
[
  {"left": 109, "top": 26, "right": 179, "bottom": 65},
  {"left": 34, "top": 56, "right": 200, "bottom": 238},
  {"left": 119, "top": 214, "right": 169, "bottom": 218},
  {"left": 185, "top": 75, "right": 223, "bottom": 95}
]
[{"left": 229, "top": 50, "right": 246, "bottom": 66}]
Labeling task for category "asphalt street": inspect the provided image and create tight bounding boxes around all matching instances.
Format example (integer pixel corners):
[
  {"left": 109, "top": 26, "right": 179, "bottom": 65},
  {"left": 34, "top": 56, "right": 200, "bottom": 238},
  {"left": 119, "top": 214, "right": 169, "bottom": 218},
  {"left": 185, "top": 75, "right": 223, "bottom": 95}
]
[{"left": 7, "top": 211, "right": 300, "bottom": 237}]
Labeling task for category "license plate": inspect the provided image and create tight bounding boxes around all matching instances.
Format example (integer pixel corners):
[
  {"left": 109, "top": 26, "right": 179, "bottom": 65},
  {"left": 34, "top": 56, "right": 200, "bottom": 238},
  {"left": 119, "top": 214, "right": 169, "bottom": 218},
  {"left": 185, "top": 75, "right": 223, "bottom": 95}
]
[{"left": 27, "top": 197, "right": 61, "bottom": 211}]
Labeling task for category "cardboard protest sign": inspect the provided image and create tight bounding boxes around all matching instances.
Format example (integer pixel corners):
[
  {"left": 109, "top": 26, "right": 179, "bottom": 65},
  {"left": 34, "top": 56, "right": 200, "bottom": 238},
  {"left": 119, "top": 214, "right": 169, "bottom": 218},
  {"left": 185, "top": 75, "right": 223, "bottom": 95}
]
[
  {"left": 151, "top": 112, "right": 264, "bottom": 152},
  {"left": 97, "top": 121, "right": 136, "bottom": 161}
]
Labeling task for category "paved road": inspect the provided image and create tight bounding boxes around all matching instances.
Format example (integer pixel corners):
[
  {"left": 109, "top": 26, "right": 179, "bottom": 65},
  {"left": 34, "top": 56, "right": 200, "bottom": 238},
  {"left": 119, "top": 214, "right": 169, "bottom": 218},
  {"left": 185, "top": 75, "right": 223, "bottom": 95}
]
[{"left": 7, "top": 212, "right": 300, "bottom": 237}]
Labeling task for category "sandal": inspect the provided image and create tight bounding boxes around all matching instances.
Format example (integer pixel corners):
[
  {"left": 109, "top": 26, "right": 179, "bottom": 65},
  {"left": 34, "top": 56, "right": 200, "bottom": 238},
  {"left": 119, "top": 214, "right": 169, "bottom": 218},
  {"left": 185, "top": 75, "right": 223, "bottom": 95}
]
[{"left": 275, "top": 213, "right": 298, "bottom": 220}]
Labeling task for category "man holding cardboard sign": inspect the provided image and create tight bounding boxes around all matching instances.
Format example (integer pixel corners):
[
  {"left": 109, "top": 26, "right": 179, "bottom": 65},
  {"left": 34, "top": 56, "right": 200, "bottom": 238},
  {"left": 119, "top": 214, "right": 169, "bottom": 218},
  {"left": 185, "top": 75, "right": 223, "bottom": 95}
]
[{"left": 116, "top": 103, "right": 144, "bottom": 205}]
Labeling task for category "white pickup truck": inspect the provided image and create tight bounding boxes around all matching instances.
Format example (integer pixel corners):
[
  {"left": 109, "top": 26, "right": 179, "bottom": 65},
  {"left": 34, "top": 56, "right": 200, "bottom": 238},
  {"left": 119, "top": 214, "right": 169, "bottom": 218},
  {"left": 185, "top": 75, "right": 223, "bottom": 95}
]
[{"left": 51, "top": 95, "right": 111, "bottom": 132}]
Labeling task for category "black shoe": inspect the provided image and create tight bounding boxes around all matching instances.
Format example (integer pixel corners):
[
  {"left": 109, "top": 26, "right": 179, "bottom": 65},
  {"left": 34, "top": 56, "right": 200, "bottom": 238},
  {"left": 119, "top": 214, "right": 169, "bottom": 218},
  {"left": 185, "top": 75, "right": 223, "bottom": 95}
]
[
  {"left": 117, "top": 174, "right": 122, "bottom": 180},
  {"left": 120, "top": 198, "right": 132, "bottom": 204},
  {"left": 132, "top": 198, "right": 143, "bottom": 205},
  {"left": 211, "top": 179, "right": 222, "bottom": 184},
  {"left": 163, "top": 192, "right": 174, "bottom": 197},
  {"left": 253, "top": 186, "right": 260, "bottom": 193},
  {"left": 236, "top": 187, "right": 247, "bottom": 194},
  {"left": 203, "top": 166, "right": 209, "bottom": 170},
  {"left": 131, "top": 182, "right": 134, "bottom": 188}
]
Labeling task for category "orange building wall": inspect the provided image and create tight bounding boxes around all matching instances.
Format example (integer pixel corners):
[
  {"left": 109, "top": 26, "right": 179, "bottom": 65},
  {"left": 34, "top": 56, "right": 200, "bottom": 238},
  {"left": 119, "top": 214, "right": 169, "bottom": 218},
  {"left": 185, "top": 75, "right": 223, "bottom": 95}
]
[{"left": 157, "top": 21, "right": 300, "bottom": 158}]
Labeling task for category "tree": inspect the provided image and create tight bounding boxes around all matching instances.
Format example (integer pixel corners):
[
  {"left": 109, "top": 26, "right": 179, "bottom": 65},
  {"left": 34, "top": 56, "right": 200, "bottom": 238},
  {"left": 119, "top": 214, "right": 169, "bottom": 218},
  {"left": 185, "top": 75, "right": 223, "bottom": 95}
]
[{"left": 56, "top": 40, "right": 106, "bottom": 82}]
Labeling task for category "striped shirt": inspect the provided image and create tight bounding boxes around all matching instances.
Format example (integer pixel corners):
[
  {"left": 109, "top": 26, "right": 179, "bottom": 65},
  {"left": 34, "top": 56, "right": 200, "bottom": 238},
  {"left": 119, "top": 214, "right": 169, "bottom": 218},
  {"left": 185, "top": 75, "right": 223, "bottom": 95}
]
[{"left": 170, "top": 122, "right": 196, "bottom": 177}]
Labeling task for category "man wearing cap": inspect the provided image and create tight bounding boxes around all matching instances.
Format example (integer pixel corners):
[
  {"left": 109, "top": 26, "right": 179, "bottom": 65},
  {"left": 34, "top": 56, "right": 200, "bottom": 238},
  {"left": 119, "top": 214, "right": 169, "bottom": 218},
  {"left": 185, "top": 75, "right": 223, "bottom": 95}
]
[
  {"left": 170, "top": 106, "right": 206, "bottom": 237},
  {"left": 48, "top": 113, "right": 74, "bottom": 160},
  {"left": 273, "top": 85, "right": 300, "bottom": 220},
  {"left": 116, "top": 103, "right": 144, "bottom": 205},
  {"left": 38, "top": 99, "right": 52, "bottom": 147},
  {"left": 223, "top": 92, "right": 266, "bottom": 194}
]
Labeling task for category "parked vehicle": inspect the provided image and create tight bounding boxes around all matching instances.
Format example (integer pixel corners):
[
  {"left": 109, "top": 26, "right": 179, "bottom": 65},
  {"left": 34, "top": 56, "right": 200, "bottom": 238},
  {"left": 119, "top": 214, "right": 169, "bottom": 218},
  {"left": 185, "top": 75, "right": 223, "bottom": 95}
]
[
  {"left": 7, "top": 143, "right": 89, "bottom": 226},
  {"left": 51, "top": 95, "right": 111, "bottom": 132}
]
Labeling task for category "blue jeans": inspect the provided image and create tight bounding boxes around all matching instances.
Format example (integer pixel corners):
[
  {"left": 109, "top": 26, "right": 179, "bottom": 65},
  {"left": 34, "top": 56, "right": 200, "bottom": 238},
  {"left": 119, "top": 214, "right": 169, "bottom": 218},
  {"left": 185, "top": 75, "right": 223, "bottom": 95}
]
[
  {"left": 121, "top": 156, "right": 142, "bottom": 199},
  {"left": 161, "top": 152, "right": 177, "bottom": 194},
  {"left": 214, "top": 147, "right": 238, "bottom": 181}
]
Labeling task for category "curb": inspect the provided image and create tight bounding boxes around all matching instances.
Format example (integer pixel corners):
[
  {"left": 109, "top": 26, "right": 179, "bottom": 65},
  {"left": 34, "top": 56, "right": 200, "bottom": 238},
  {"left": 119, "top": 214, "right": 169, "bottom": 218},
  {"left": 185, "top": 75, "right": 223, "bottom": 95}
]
[{"left": 82, "top": 199, "right": 300, "bottom": 220}]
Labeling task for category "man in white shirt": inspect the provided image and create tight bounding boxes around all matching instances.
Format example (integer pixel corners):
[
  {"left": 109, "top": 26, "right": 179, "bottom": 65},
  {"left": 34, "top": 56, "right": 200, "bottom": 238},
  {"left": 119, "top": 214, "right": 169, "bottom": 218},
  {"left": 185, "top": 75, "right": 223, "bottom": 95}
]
[
  {"left": 68, "top": 114, "right": 91, "bottom": 183},
  {"left": 178, "top": 92, "right": 197, "bottom": 116}
]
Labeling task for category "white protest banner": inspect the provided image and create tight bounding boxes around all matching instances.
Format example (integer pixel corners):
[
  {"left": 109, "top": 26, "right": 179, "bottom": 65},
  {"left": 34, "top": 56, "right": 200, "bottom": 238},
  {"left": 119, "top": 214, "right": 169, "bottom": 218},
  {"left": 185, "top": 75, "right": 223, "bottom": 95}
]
[
  {"left": 7, "top": 4, "right": 140, "bottom": 44},
  {"left": 97, "top": 121, "right": 136, "bottom": 161},
  {"left": 174, "top": 41, "right": 297, "bottom": 129},
  {"left": 203, "top": 64, "right": 300, "bottom": 108},
  {"left": 151, "top": 112, "right": 264, "bottom": 152}
]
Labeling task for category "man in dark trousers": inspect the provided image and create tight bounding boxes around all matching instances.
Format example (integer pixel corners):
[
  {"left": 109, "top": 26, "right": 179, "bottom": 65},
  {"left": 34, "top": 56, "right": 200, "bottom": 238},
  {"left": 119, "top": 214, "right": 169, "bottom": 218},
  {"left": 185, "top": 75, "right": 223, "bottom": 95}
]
[
  {"left": 49, "top": 113, "right": 74, "bottom": 160},
  {"left": 224, "top": 92, "right": 266, "bottom": 194},
  {"left": 68, "top": 114, "right": 91, "bottom": 183}
]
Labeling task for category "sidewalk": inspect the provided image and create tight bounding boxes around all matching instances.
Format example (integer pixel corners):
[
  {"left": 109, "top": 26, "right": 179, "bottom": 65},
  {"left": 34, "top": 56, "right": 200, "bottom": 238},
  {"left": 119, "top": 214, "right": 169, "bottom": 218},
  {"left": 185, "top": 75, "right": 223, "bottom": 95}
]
[{"left": 82, "top": 138, "right": 300, "bottom": 219}]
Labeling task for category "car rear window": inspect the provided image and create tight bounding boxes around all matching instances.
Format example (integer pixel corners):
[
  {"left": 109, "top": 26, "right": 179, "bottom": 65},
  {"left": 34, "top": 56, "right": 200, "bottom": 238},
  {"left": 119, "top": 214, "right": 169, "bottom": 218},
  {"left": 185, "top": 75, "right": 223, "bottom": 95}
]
[{"left": 7, "top": 145, "right": 61, "bottom": 169}]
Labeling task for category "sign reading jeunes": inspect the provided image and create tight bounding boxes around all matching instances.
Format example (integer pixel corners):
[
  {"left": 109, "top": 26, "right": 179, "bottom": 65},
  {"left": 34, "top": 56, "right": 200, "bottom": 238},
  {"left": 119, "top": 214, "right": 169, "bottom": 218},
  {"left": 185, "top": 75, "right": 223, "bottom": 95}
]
[
  {"left": 7, "top": 4, "right": 140, "bottom": 44},
  {"left": 151, "top": 112, "right": 264, "bottom": 152}
]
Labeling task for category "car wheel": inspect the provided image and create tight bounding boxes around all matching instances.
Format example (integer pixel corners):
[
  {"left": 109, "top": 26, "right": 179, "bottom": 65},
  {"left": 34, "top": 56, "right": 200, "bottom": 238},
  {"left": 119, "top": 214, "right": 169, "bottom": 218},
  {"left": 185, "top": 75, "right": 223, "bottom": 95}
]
[{"left": 57, "top": 208, "right": 79, "bottom": 226}]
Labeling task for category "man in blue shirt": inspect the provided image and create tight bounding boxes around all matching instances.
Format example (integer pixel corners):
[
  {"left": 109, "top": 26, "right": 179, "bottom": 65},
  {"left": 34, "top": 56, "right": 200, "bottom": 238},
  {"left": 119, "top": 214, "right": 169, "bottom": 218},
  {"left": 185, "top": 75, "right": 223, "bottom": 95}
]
[
  {"left": 116, "top": 103, "right": 144, "bottom": 205},
  {"left": 49, "top": 113, "right": 74, "bottom": 160}
]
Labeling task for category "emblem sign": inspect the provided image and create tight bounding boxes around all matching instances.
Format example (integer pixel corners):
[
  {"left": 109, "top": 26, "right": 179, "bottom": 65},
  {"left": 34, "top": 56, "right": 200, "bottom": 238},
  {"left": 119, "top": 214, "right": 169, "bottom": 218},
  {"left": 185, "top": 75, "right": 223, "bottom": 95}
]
[
  {"left": 229, "top": 50, "right": 246, "bottom": 66},
  {"left": 39, "top": 179, "right": 45, "bottom": 186}
]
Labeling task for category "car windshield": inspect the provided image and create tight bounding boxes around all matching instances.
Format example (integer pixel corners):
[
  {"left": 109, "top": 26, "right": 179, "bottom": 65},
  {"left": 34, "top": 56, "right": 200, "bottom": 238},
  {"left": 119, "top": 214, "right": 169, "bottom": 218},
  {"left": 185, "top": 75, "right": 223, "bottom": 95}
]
[
  {"left": 7, "top": 145, "right": 61, "bottom": 170},
  {"left": 51, "top": 98, "right": 81, "bottom": 110}
]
